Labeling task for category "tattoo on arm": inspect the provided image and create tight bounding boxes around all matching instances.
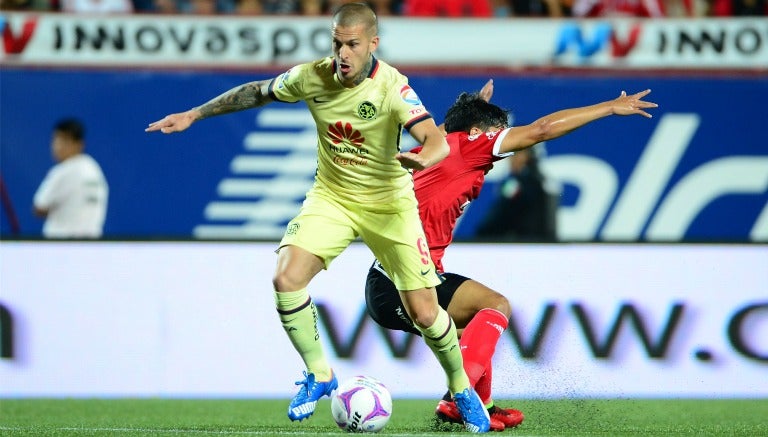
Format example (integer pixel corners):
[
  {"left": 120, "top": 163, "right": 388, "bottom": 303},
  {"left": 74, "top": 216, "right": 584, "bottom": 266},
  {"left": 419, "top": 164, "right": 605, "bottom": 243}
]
[{"left": 197, "top": 80, "right": 272, "bottom": 119}]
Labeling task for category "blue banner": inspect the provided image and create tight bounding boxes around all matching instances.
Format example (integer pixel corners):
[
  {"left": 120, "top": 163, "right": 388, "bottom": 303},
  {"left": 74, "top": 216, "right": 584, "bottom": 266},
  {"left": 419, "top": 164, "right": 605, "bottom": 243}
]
[{"left": 1, "top": 68, "right": 766, "bottom": 241}]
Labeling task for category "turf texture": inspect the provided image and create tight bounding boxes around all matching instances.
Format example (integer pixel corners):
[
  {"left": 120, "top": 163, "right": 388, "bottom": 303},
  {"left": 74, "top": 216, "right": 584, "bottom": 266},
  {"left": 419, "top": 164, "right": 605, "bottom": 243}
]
[{"left": 1, "top": 398, "right": 766, "bottom": 436}]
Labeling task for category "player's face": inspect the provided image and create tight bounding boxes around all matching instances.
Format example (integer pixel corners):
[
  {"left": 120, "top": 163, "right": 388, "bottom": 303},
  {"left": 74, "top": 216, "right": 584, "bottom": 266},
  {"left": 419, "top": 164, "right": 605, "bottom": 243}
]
[
  {"left": 332, "top": 24, "right": 379, "bottom": 87},
  {"left": 51, "top": 132, "right": 76, "bottom": 162}
]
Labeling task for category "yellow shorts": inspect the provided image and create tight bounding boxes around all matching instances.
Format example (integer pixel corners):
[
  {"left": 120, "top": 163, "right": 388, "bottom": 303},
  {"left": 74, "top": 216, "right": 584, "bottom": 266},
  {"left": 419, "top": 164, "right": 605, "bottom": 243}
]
[{"left": 279, "top": 191, "right": 440, "bottom": 291}]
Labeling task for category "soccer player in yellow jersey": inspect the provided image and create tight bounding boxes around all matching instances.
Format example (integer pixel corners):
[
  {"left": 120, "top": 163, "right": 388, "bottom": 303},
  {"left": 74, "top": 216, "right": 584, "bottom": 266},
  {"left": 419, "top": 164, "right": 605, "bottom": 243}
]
[{"left": 146, "top": 2, "right": 490, "bottom": 433}]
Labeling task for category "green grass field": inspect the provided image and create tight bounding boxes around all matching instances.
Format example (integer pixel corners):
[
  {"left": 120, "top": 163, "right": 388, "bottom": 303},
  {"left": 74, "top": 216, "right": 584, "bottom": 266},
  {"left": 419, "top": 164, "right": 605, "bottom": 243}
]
[{"left": 1, "top": 398, "right": 766, "bottom": 436}]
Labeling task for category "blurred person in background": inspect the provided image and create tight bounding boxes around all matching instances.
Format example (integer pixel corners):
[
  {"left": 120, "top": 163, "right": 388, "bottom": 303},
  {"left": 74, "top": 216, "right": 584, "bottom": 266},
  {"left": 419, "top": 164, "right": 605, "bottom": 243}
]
[
  {"left": 33, "top": 118, "right": 109, "bottom": 239},
  {"left": 571, "top": 0, "right": 665, "bottom": 16},
  {"left": 0, "top": 0, "right": 55, "bottom": 10},
  {"left": 709, "top": 0, "right": 767, "bottom": 15},
  {"left": 492, "top": 0, "right": 570, "bottom": 16},
  {"left": 60, "top": 0, "right": 134, "bottom": 13},
  {"left": 402, "top": 0, "right": 493, "bottom": 16},
  {"left": 328, "top": 0, "right": 396, "bottom": 15},
  {"left": 475, "top": 145, "right": 558, "bottom": 242},
  {"left": 140, "top": 0, "right": 180, "bottom": 13},
  {"left": 181, "top": 0, "right": 232, "bottom": 14}
]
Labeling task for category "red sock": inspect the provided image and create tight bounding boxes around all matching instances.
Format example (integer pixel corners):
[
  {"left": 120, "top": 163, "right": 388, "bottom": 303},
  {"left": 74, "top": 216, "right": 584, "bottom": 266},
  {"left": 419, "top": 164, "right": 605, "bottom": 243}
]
[
  {"left": 476, "top": 365, "right": 493, "bottom": 406},
  {"left": 459, "top": 308, "right": 508, "bottom": 387}
]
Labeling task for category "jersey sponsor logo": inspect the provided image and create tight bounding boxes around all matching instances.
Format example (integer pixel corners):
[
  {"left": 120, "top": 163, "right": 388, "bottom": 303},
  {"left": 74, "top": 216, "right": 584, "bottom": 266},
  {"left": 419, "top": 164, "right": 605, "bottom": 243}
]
[
  {"left": 399, "top": 85, "right": 422, "bottom": 106},
  {"left": 357, "top": 101, "right": 377, "bottom": 120},
  {"left": 329, "top": 121, "right": 365, "bottom": 148}
]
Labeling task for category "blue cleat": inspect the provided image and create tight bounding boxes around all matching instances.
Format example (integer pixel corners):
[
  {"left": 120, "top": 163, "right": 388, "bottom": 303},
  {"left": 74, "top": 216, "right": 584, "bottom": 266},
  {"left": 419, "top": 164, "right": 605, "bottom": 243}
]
[
  {"left": 453, "top": 387, "right": 490, "bottom": 433},
  {"left": 287, "top": 371, "right": 338, "bottom": 421}
]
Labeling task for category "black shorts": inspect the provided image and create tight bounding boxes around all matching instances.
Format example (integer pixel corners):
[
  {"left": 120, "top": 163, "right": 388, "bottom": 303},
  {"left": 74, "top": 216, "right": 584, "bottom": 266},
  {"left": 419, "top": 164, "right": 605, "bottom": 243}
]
[{"left": 365, "top": 260, "right": 470, "bottom": 336}]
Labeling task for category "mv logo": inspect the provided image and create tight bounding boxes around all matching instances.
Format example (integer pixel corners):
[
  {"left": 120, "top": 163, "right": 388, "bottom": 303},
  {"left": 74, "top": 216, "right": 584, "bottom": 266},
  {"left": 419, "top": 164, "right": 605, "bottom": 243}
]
[
  {"left": 0, "top": 15, "right": 37, "bottom": 55},
  {"left": 554, "top": 21, "right": 642, "bottom": 61},
  {"left": 542, "top": 114, "right": 768, "bottom": 242},
  {"left": 193, "top": 109, "right": 318, "bottom": 239}
]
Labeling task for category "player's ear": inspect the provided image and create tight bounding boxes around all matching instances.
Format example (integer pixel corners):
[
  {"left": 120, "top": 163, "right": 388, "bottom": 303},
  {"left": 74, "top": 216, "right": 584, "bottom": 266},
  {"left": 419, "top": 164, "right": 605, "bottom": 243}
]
[{"left": 369, "top": 35, "right": 379, "bottom": 52}]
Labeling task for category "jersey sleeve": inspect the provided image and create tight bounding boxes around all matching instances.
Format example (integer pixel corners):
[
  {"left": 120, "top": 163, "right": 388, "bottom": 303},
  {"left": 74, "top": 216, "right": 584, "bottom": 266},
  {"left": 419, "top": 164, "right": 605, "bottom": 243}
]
[
  {"left": 387, "top": 83, "right": 433, "bottom": 131},
  {"left": 267, "top": 64, "right": 306, "bottom": 103},
  {"left": 33, "top": 168, "right": 64, "bottom": 209}
]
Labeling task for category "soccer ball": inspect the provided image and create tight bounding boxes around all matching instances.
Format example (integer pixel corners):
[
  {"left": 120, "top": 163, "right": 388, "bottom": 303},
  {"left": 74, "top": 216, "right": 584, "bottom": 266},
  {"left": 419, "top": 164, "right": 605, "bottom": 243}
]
[{"left": 331, "top": 375, "right": 392, "bottom": 433}]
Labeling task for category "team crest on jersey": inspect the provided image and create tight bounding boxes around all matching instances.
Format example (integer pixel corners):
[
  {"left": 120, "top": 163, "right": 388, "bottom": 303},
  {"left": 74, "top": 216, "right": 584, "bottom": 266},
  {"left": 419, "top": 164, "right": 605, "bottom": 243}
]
[
  {"left": 286, "top": 222, "right": 299, "bottom": 235},
  {"left": 357, "top": 101, "right": 377, "bottom": 120},
  {"left": 399, "top": 85, "right": 422, "bottom": 105}
]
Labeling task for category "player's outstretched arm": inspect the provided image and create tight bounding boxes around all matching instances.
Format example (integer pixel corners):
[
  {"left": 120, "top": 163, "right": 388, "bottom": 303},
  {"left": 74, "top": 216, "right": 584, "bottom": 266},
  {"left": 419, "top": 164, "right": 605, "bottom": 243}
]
[
  {"left": 397, "top": 119, "right": 449, "bottom": 170},
  {"left": 499, "top": 89, "right": 658, "bottom": 154},
  {"left": 145, "top": 80, "right": 273, "bottom": 134}
]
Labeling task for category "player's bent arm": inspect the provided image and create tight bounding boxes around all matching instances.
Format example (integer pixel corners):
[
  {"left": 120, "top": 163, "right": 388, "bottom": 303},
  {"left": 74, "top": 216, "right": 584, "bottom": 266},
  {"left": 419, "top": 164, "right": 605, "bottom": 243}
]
[
  {"left": 397, "top": 120, "right": 449, "bottom": 170},
  {"left": 146, "top": 79, "right": 274, "bottom": 134},
  {"left": 498, "top": 89, "right": 657, "bottom": 154}
]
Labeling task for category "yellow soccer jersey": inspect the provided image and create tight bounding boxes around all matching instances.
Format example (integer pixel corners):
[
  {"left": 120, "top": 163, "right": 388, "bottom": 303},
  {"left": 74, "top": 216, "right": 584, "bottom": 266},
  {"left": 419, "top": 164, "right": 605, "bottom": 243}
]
[{"left": 268, "top": 56, "right": 433, "bottom": 213}]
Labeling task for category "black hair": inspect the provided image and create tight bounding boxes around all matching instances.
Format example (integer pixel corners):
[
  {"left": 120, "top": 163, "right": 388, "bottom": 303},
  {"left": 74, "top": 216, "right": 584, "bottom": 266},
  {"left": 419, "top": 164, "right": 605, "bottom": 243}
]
[
  {"left": 443, "top": 92, "right": 509, "bottom": 134},
  {"left": 54, "top": 118, "right": 85, "bottom": 142}
]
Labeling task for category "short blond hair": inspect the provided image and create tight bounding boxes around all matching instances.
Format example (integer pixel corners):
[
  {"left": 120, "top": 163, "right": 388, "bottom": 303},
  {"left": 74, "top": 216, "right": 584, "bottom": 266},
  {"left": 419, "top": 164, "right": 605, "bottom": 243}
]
[{"left": 333, "top": 2, "right": 378, "bottom": 37}]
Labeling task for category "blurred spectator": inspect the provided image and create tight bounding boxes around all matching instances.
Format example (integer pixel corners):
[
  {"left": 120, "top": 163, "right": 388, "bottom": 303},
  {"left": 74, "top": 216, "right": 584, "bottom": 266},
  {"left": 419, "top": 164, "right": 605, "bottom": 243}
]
[
  {"left": 475, "top": 145, "right": 558, "bottom": 242},
  {"left": 328, "top": 0, "right": 395, "bottom": 15},
  {"left": 709, "top": 0, "right": 767, "bottom": 15},
  {"left": 33, "top": 118, "right": 109, "bottom": 239},
  {"left": 571, "top": 0, "right": 665, "bottom": 16},
  {"left": 402, "top": 0, "right": 493, "bottom": 16},
  {"left": 131, "top": 0, "right": 179, "bottom": 13},
  {"left": 664, "top": 0, "right": 705, "bottom": 16},
  {"left": 234, "top": 0, "right": 261, "bottom": 14},
  {"left": 494, "top": 0, "right": 570, "bottom": 16},
  {"left": 150, "top": 0, "right": 180, "bottom": 12},
  {"left": 60, "top": 0, "right": 134, "bottom": 13},
  {"left": 0, "top": 0, "right": 56, "bottom": 10},
  {"left": 181, "top": 0, "right": 233, "bottom": 14}
]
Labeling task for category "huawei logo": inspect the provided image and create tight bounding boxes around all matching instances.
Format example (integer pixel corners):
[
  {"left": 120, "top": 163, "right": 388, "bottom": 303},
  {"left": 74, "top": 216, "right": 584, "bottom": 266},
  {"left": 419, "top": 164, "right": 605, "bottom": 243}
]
[{"left": 328, "top": 121, "right": 365, "bottom": 147}]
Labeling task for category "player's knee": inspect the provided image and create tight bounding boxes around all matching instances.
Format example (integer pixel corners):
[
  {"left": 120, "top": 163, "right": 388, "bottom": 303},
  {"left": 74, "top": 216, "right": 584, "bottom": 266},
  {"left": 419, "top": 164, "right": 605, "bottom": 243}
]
[
  {"left": 489, "top": 294, "right": 512, "bottom": 319},
  {"left": 408, "top": 305, "right": 439, "bottom": 329},
  {"left": 272, "top": 270, "right": 303, "bottom": 292}
]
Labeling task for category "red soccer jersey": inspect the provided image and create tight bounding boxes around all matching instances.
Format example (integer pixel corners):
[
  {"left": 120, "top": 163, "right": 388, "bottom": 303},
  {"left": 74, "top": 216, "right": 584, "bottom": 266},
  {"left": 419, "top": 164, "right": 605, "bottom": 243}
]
[{"left": 411, "top": 128, "right": 512, "bottom": 273}]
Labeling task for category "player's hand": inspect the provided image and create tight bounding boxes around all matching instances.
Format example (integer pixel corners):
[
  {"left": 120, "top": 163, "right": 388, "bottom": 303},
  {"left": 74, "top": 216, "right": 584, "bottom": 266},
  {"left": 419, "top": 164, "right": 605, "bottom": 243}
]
[
  {"left": 612, "top": 89, "right": 658, "bottom": 118},
  {"left": 395, "top": 151, "right": 430, "bottom": 170},
  {"left": 479, "top": 79, "right": 494, "bottom": 103},
  {"left": 145, "top": 110, "right": 198, "bottom": 134}
]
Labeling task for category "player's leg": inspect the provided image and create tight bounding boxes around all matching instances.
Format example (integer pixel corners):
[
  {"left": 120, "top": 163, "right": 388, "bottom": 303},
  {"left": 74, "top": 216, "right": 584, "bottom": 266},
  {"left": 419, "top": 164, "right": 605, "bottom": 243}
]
[
  {"left": 447, "top": 279, "right": 511, "bottom": 388},
  {"left": 478, "top": 368, "right": 524, "bottom": 428},
  {"left": 364, "top": 260, "right": 422, "bottom": 336},
  {"left": 360, "top": 209, "right": 489, "bottom": 433},
  {"left": 275, "top": 194, "right": 357, "bottom": 421},
  {"left": 435, "top": 276, "right": 523, "bottom": 429}
]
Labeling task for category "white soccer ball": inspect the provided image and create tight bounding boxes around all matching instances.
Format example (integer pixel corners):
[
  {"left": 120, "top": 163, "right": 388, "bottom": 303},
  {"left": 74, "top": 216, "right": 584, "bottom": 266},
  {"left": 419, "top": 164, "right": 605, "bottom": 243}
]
[{"left": 331, "top": 375, "right": 392, "bottom": 433}]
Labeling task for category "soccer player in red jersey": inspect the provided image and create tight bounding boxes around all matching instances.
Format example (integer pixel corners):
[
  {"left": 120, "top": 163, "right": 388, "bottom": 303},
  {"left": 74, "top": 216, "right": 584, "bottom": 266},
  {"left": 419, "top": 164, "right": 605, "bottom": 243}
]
[{"left": 366, "top": 80, "right": 657, "bottom": 430}]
